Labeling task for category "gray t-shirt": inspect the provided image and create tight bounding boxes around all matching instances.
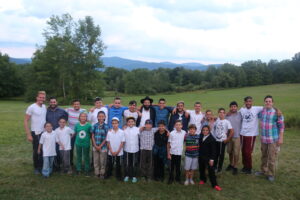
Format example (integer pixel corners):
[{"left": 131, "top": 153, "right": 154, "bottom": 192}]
[{"left": 226, "top": 112, "right": 242, "bottom": 138}]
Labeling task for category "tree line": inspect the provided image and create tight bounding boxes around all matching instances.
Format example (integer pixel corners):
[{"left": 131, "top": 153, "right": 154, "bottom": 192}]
[{"left": 0, "top": 13, "right": 300, "bottom": 103}]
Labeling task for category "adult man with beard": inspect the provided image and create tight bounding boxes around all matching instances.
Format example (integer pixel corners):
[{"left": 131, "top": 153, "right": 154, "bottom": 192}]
[
  {"left": 136, "top": 96, "right": 156, "bottom": 127},
  {"left": 46, "top": 97, "right": 68, "bottom": 171}
]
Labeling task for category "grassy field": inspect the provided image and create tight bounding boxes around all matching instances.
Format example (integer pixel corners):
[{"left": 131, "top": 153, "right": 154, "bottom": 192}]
[{"left": 0, "top": 84, "right": 299, "bottom": 200}]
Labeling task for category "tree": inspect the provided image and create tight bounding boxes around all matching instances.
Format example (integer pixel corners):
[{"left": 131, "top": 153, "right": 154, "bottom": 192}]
[
  {"left": 0, "top": 52, "right": 24, "bottom": 97},
  {"left": 25, "top": 13, "right": 105, "bottom": 103}
]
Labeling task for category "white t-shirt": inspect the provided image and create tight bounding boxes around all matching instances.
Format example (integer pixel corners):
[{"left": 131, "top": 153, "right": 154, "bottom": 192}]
[
  {"left": 124, "top": 126, "right": 140, "bottom": 153},
  {"left": 55, "top": 126, "right": 74, "bottom": 150},
  {"left": 187, "top": 110, "right": 204, "bottom": 134},
  {"left": 213, "top": 118, "right": 232, "bottom": 142},
  {"left": 139, "top": 110, "right": 150, "bottom": 127},
  {"left": 240, "top": 106, "right": 263, "bottom": 137},
  {"left": 106, "top": 129, "right": 125, "bottom": 156},
  {"left": 25, "top": 103, "right": 47, "bottom": 134},
  {"left": 168, "top": 129, "right": 186, "bottom": 155},
  {"left": 88, "top": 107, "right": 108, "bottom": 125},
  {"left": 123, "top": 110, "right": 139, "bottom": 123},
  {"left": 39, "top": 131, "right": 57, "bottom": 157}
]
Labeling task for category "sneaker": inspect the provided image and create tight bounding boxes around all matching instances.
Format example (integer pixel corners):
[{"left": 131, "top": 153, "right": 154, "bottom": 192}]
[
  {"left": 132, "top": 177, "right": 137, "bottom": 183},
  {"left": 199, "top": 180, "right": 205, "bottom": 185},
  {"left": 267, "top": 176, "right": 275, "bottom": 182},
  {"left": 241, "top": 168, "right": 252, "bottom": 174},
  {"left": 189, "top": 179, "right": 195, "bottom": 185},
  {"left": 226, "top": 165, "right": 233, "bottom": 171},
  {"left": 214, "top": 185, "right": 222, "bottom": 191},
  {"left": 255, "top": 171, "right": 265, "bottom": 177},
  {"left": 184, "top": 179, "right": 189, "bottom": 186},
  {"left": 232, "top": 168, "right": 238, "bottom": 175},
  {"left": 124, "top": 176, "right": 129, "bottom": 182}
]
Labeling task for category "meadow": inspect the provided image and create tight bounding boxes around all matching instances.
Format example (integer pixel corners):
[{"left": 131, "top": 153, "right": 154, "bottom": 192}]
[{"left": 0, "top": 83, "right": 299, "bottom": 200}]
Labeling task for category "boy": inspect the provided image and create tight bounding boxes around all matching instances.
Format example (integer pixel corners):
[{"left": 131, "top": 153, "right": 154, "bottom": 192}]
[
  {"left": 169, "top": 101, "right": 190, "bottom": 131},
  {"left": 212, "top": 108, "right": 234, "bottom": 172},
  {"left": 123, "top": 117, "right": 140, "bottom": 183},
  {"left": 153, "top": 120, "right": 169, "bottom": 182},
  {"left": 91, "top": 111, "right": 109, "bottom": 179},
  {"left": 201, "top": 109, "right": 215, "bottom": 131},
  {"left": 199, "top": 125, "right": 222, "bottom": 191},
  {"left": 38, "top": 122, "right": 57, "bottom": 178},
  {"left": 225, "top": 101, "right": 242, "bottom": 175},
  {"left": 167, "top": 120, "right": 186, "bottom": 184},
  {"left": 123, "top": 100, "right": 139, "bottom": 124},
  {"left": 186, "top": 102, "right": 204, "bottom": 135},
  {"left": 184, "top": 124, "right": 200, "bottom": 185},
  {"left": 106, "top": 117, "right": 125, "bottom": 181},
  {"left": 88, "top": 97, "right": 108, "bottom": 125},
  {"left": 139, "top": 119, "right": 156, "bottom": 181},
  {"left": 107, "top": 97, "right": 128, "bottom": 128},
  {"left": 152, "top": 98, "right": 174, "bottom": 127},
  {"left": 55, "top": 118, "right": 74, "bottom": 174}
]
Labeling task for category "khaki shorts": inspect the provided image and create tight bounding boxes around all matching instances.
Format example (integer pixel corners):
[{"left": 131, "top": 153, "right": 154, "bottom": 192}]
[{"left": 227, "top": 137, "right": 240, "bottom": 155}]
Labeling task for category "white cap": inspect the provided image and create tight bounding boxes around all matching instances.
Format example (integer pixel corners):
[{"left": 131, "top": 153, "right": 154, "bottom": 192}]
[{"left": 112, "top": 117, "right": 119, "bottom": 122}]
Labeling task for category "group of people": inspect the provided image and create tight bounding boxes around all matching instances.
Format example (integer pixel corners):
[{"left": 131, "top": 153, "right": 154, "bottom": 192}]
[{"left": 24, "top": 91, "right": 285, "bottom": 191}]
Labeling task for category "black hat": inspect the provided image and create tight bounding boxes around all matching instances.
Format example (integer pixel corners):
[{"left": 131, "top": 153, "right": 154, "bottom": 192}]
[{"left": 140, "top": 96, "right": 153, "bottom": 104}]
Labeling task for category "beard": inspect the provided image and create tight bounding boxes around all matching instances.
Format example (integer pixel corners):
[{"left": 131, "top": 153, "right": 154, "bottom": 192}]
[{"left": 143, "top": 105, "right": 150, "bottom": 110}]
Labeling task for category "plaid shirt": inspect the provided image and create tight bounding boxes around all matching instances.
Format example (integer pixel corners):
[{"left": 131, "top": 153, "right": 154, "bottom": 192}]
[
  {"left": 92, "top": 122, "right": 109, "bottom": 150},
  {"left": 258, "top": 108, "right": 284, "bottom": 144},
  {"left": 140, "top": 128, "right": 157, "bottom": 150}
]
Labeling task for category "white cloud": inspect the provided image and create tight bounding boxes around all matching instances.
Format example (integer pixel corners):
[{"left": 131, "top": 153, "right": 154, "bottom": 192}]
[{"left": 0, "top": 0, "right": 299, "bottom": 64}]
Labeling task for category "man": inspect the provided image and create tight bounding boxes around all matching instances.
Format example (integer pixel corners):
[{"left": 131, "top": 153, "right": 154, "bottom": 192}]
[
  {"left": 136, "top": 96, "right": 156, "bottom": 127},
  {"left": 46, "top": 97, "right": 68, "bottom": 171},
  {"left": 65, "top": 99, "right": 86, "bottom": 166},
  {"left": 106, "top": 97, "right": 128, "bottom": 128},
  {"left": 24, "top": 91, "right": 47, "bottom": 174},
  {"left": 152, "top": 98, "right": 174, "bottom": 127},
  {"left": 88, "top": 97, "right": 108, "bottom": 125},
  {"left": 239, "top": 96, "right": 263, "bottom": 174},
  {"left": 168, "top": 101, "right": 190, "bottom": 131},
  {"left": 255, "top": 95, "right": 284, "bottom": 182},
  {"left": 186, "top": 102, "right": 205, "bottom": 135},
  {"left": 225, "top": 101, "right": 242, "bottom": 175}
]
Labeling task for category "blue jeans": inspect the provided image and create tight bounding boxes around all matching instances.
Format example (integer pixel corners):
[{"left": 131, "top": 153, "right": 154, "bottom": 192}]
[{"left": 42, "top": 156, "right": 55, "bottom": 177}]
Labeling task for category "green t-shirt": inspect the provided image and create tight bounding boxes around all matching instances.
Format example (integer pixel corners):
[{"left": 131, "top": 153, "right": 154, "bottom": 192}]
[{"left": 75, "top": 122, "right": 92, "bottom": 148}]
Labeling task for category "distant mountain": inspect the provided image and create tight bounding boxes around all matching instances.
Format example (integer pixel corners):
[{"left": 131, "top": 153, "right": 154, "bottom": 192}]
[
  {"left": 9, "top": 56, "right": 222, "bottom": 70},
  {"left": 9, "top": 58, "right": 31, "bottom": 65},
  {"left": 101, "top": 57, "right": 220, "bottom": 71}
]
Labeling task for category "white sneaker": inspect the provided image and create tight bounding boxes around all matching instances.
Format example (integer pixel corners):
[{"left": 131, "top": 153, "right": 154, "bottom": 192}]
[
  {"left": 184, "top": 179, "right": 189, "bottom": 186},
  {"left": 189, "top": 179, "right": 195, "bottom": 185}
]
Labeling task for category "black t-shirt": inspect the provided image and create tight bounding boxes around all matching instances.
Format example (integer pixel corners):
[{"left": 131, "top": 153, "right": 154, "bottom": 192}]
[{"left": 154, "top": 130, "right": 168, "bottom": 147}]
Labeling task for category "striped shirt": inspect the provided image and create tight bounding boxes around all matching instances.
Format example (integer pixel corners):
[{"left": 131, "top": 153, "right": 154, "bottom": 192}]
[
  {"left": 92, "top": 122, "right": 109, "bottom": 150},
  {"left": 258, "top": 108, "right": 284, "bottom": 144},
  {"left": 65, "top": 108, "right": 87, "bottom": 130},
  {"left": 185, "top": 134, "right": 200, "bottom": 157}
]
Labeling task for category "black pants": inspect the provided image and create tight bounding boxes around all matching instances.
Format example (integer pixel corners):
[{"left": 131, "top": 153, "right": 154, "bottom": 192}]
[
  {"left": 153, "top": 154, "right": 165, "bottom": 179},
  {"left": 32, "top": 132, "right": 43, "bottom": 171},
  {"left": 214, "top": 141, "right": 226, "bottom": 171},
  {"left": 53, "top": 143, "right": 61, "bottom": 171},
  {"left": 107, "top": 155, "right": 122, "bottom": 179},
  {"left": 169, "top": 155, "right": 181, "bottom": 181},
  {"left": 140, "top": 150, "right": 153, "bottom": 178},
  {"left": 123, "top": 152, "right": 139, "bottom": 178},
  {"left": 70, "top": 135, "right": 76, "bottom": 166},
  {"left": 199, "top": 157, "right": 217, "bottom": 187}
]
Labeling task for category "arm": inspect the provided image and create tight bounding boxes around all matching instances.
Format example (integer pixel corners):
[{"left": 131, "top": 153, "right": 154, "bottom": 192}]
[
  {"left": 116, "top": 142, "right": 124, "bottom": 156},
  {"left": 209, "top": 139, "right": 216, "bottom": 166},
  {"left": 167, "top": 142, "right": 171, "bottom": 160},
  {"left": 224, "top": 128, "right": 234, "bottom": 144},
  {"left": 107, "top": 141, "right": 114, "bottom": 155},
  {"left": 38, "top": 143, "right": 42, "bottom": 154},
  {"left": 24, "top": 114, "right": 32, "bottom": 142},
  {"left": 91, "top": 133, "right": 99, "bottom": 150},
  {"left": 277, "top": 115, "right": 285, "bottom": 145}
]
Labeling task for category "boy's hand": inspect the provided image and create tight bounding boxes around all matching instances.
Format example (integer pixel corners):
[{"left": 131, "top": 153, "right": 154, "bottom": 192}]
[
  {"left": 61, "top": 145, "right": 65, "bottom": 150},
  {"left": 89, "top": 107, "right": 96, "bottom": 112},
  {"left": 167, "top": 154, "right": 171, "bottom": 160},
  {"left": 27, "top": 134, "right": 33, "bottom": 143},
  {"left": 209, "top": 160, "right": 214, "bottom": 167},
  {"left": 38, "top": 149, "right": 41, "bottom": 154},
  {"left": 277, "top": 136, "right": 283, "bottom": 146},
  {"left": 172, "top": 108, "right": 177, "bottom": 114},
  {"left": 223, "top": 139, "right": 229, "bottom": 144}
]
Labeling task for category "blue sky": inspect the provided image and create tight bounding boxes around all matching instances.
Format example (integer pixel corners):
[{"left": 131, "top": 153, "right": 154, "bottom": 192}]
[{"left": 0, "top": 0, "right": 299, "bottom": 64}]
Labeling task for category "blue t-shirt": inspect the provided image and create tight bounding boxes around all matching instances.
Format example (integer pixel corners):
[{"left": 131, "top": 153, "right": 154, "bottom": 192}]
[
  {"left": 153, "top": 106, "right": 173, "bottom": 127},
  {"left": 107, "top": 106, "right": 128, "bottom": 128}
]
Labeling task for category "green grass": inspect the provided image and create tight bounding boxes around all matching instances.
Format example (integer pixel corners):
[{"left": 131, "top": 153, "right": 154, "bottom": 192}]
[{"left": 0, "top": 84, "right": 300, "bottom": 200}]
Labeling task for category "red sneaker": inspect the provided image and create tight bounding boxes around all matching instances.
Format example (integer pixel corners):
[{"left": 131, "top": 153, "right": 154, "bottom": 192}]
[
  {"left": 214, "top": 185, "right": 222, "bottom": 191},
  {"left": 199, "top": 180, "right": 205, "bottom": 185}
]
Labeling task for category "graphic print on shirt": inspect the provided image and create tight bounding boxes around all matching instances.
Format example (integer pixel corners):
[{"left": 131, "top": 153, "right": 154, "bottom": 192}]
[
  {"left": 79, "top": 130, "right": 86, "bottom": 139},
  {"left": 214, "top": 121, "right": 225, "bottom": 140},
  {"left": 243, "top": 111, "right": 255, "bottom": 123}
]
